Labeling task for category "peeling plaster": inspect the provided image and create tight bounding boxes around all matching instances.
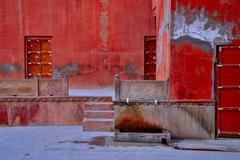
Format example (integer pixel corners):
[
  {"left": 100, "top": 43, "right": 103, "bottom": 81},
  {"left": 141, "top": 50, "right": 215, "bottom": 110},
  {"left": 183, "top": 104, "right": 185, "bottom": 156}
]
[{"left": 172, "top": 6, "right": 234, "bottom": 48}]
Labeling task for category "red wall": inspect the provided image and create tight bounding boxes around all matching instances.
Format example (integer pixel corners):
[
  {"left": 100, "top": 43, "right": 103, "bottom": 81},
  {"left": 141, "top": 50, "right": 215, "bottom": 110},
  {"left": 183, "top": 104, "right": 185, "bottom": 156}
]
[
  {"left": 170, "top": 0, "right": 240, "bottom": 100},
  {"left": 0, "top": 0, "right": 155, "bottom": 88}
]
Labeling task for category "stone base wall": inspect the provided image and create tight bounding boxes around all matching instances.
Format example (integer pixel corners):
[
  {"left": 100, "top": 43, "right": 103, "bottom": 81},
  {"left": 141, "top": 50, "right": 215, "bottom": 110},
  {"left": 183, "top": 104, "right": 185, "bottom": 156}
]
[
  {"left": 114, "top": 101, "right": 215, "bottom": 139},
  {"left": 0, "top": 78, "right": 68, "bottom": 97},
  {"left": 115, "top": 76, "right": 168, "bottom": 101},
  {"left": 0, "top": 96, "right": 111, "bottom": 126}
]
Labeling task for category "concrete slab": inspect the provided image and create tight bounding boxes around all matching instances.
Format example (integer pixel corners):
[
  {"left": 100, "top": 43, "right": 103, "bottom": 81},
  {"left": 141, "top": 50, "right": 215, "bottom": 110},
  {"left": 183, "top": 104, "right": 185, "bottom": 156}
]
[
  {"left": 114, "top": 132, "right": 171, "bottom": 144},
  {"left": 171, "top": 139, "right": 240, "bottom": 152}
]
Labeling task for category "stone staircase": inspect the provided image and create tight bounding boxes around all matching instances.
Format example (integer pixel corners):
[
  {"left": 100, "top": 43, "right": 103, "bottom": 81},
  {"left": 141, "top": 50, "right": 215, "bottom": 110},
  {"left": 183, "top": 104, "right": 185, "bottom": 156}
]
[{"left": 83, "top": 102, "right": 114, "bottom": 132}]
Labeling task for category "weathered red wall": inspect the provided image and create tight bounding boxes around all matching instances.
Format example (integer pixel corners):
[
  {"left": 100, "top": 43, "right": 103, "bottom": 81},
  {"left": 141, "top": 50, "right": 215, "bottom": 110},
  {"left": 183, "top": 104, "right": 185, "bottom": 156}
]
[
  {"left": 170, "top": 0, "right": 240, "bottom": 100},
  {"left": 0, "top": 0, "right": 155, "bottom": 88},
  {"left": 155, "top": 0, "right": 170, "bottom": 81}
]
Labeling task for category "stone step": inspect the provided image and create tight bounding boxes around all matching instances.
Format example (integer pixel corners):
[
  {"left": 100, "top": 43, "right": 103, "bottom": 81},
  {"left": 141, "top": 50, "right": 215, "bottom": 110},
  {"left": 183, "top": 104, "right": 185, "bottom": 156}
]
[
  {"left": 83, "top": 119, "right": 114, "bottom": 132},
  {"left": 84, "top": 111, "right": 114, "bottom": 119},
  {"left": 84, "top": 102, "right": 113, "bottom": 111}
]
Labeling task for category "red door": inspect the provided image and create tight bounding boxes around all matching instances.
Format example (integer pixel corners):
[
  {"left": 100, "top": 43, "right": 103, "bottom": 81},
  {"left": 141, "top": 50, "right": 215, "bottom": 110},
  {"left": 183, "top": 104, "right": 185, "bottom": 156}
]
[
  {"left": 216, "top": 45, "right": 240, "bottom": 137},
  {"left": 144, "top": 36, "right": 156, "bottom": 80},
  {"left": 26, "top": 37, "right": 53, "bottom": 78}
]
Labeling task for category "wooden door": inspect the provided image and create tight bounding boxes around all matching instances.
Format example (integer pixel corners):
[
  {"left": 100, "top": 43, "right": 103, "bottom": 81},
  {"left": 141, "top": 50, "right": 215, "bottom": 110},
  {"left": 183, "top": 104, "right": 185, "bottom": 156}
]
[
  {"left": 216, "top": 45, "right": 240, "bottom": 137},
  {"left": 144, "top": 36, "right": 156, "bottom": 80},
  {"left": 26, "top": 37, "right": 52, "bottom": 78}
]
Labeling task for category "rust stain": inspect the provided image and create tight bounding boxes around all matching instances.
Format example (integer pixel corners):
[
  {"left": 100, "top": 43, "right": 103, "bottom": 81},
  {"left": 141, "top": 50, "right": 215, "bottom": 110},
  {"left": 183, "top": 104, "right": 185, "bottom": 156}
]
[{"left": 115, "top": 107, "right": 163, "bottom": 133}]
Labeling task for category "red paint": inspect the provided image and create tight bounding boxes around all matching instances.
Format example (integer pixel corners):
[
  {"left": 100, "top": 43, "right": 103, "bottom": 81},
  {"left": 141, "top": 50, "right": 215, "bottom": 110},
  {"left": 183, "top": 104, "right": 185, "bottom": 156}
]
[
  {"left": 168, "top": 0, "right": 240, "bottom": 100},
  {"left": 10, "top": 106, "right": 29, "bottom": 125},
  {"left": 0, "top": 0, "right": 155, "bottom": 88},
  {"left": 170, "top": 42, "right": 213, "bottom": 100},
  {"left": 171, "top": 0, "right": 240, "bottom": 26},
  {"left": 29, "top": 104, "right": 48, "bottom": 124},
  {"left": 0, "top": 105, "right": 8, "bottom": 125},
  {"left": 216, "top": 46, "right": 240, "bottom": 137}
]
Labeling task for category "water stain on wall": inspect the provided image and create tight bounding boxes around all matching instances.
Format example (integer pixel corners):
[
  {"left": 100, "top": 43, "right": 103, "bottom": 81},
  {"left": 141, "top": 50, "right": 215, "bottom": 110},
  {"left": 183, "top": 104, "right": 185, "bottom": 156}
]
[
  {"left": 54, "top": 63, "right": 80, "bottom": 78},
  {"left": 172, "top": 35, "right": 212, "bottom": 52},
  {"left": 125, "top": 63, "right": 138, "bottom": 78},
  {"left": 0, "top": 64, "right": 23, "bottom": 75}
]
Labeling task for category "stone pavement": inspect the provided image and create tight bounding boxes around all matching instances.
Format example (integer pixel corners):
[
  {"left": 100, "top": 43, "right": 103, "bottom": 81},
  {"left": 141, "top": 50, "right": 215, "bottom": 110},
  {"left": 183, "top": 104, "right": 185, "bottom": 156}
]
[
  {"left": 170, "top": 139, "right": 240, "bottom": 152},
  {"left": 0, "top": 126, "right": 240, "bottom": 160}
]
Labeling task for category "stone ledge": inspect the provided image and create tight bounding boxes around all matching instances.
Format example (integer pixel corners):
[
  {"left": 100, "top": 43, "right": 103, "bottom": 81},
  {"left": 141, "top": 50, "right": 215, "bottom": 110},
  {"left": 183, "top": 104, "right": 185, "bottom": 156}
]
[
  {"left": 0, "top": 96, "right": 112, "bottom": 102},
  {"left": 114, "top": 132, "right": 171, "bottom": 144},
  {"left": 113, "top": 100, "right": 215, "bottom": 106}
]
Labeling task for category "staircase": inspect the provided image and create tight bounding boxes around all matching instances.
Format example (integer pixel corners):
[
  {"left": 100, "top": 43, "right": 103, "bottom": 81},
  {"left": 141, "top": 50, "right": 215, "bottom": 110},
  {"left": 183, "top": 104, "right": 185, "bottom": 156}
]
[{"left": 83, "top": 102, "right": 114, "bottom": 132}]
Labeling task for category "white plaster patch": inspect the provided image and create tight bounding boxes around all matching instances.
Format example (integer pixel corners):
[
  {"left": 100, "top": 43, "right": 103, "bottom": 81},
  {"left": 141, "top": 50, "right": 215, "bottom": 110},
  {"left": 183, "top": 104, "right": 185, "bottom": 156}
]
[{"left": 173, "top": 7, "right": 234, "bottom": 48}]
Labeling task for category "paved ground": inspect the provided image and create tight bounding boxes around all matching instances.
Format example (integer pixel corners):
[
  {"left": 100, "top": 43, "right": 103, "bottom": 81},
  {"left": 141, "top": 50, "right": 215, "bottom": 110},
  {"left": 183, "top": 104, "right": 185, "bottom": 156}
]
[
  {"left": 1, "top": 126, "right": 240, "bottom": 160},
  {"left": 69, "top": 88, "right": 114, "bottom": 97},
  {"left": 170, "top": 139, "right": 240, "bottom": 152}
]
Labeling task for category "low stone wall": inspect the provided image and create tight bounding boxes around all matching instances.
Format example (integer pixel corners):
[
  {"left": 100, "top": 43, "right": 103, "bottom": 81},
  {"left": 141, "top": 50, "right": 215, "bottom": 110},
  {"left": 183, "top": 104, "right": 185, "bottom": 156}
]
[
  {"left": 0, "top": 78, "right": 68, "bottom": 96},
  {"left": 39, "top": 78, "right": 68, "bottom": 96},
  {"left": 115, "top": 75, "right": 168, "bottom": 101},
  {"left": 114, "top": 101, "right": 215, "bottom": 139},
  {"left": 0, "top": 79, "right": 38, "bottom": 96},
  {"left": 0, "top": 96, "right": 112, "bottom": 126}
]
